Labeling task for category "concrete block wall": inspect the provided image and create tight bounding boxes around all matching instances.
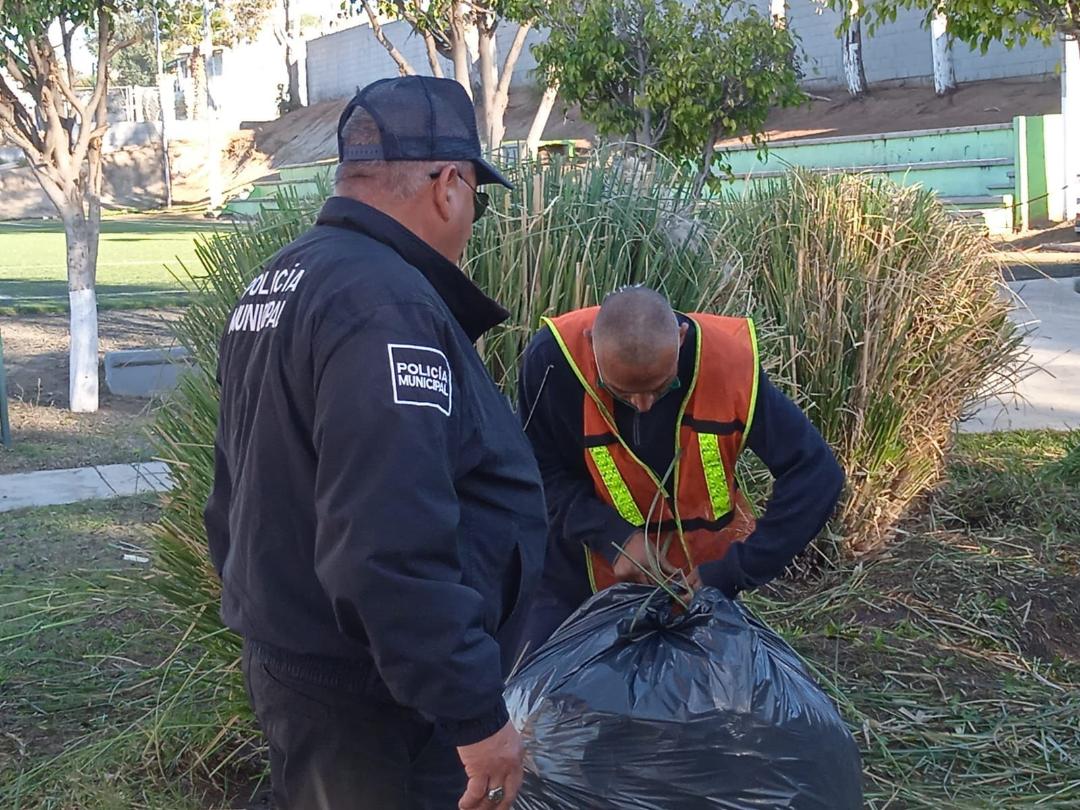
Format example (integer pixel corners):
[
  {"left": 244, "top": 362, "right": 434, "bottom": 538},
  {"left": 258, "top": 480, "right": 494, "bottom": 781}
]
[
  {"left": 306, "top": 10, "right": 1060, "bottom": 105},
  {"left": 783, "top": 1, "right": 846, "bottom": 87},
  {"left": 781, "top": 1, "right": 1060, "bottom": 89},
  {"left": 306, "top": 21, "right": 543, "bottom": 104},
  {"left": 859, "top": 6, "right": 935, "bottom": 84},
  {"left": 951, "top": 37, "right": 1062, "bottom": 83}
]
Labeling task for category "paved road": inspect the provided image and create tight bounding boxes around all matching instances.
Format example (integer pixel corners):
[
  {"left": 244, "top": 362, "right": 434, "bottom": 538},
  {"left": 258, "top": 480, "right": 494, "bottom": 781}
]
[{"left": 965, "top": 276, "right": 1080, "bottom": 432}]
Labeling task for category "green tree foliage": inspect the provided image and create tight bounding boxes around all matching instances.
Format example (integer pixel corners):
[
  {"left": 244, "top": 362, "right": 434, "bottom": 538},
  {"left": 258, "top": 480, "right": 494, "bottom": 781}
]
[
  {"left": 533, "top": 0, "right": 805, "bottom": 180},
  {"left": 856, "top": 0, "right": 1077, "bottom": 48},
  {"left": 167, "top": 0, "right": 275, "bottom": 50}
]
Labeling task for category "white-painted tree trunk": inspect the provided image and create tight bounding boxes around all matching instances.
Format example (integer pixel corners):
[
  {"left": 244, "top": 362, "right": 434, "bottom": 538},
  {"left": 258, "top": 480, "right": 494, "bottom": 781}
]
[
  {"left": 770, "top": 0, "right": 786, "bottom": 26},
  {"left": 63, "top": 208, "right": 99, "bottom": 413},
  {"left": 202, "top": 0, "right": 223, "bottom": 211},
  {"left": 930, "top": 11, "right": 956, "bottom": 96},
  {"left": 284, "top": 36, "right": 308, "bottom": 109},
  {"left": 68, "top": 290, "right": 99, "bottom": 413},
  {"left": 525, "top": 84, "right": 560, "bottom": 158},
  {"left": 1064, "top": 36, "right": 1080, "bottom": 224},
  {"left": 843, "top": 0, "right": 868, "bottom": 98},
  {"left": 206, "top": 122, "right": 223, "bottom": 211}
]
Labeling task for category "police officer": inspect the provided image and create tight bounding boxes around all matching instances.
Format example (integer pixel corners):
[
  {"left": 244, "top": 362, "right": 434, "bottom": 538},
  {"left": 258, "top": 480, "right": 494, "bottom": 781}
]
[
  {"left": 515, "top": 286, "right": 843, "bottom": 653},
  {"left": 205, "top": 76, "right": 547, "bottom": 810}
]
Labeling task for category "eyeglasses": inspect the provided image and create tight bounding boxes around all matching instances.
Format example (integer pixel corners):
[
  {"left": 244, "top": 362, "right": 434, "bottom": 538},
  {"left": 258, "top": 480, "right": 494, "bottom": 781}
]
[
  {"left": 593, "top": 346, "right": 682, "bottom": 407},
  {"left": 429, "top": 169, "right": 490, "bottom": 222}
]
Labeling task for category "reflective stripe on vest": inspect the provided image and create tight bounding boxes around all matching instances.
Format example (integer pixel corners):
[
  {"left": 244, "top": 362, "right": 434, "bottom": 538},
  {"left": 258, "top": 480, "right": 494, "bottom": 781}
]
[
  {"left": 697, "top": 432, "right": 732, "bottom": 520},
  {"left": 588, "top": 445, "right": 646, "bottom": 525}
]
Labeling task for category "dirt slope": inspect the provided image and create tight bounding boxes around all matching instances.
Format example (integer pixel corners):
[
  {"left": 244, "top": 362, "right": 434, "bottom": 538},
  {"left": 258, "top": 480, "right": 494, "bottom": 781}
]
[{"left": 0, "top": 76, "right": 1062, "bottom": 218}]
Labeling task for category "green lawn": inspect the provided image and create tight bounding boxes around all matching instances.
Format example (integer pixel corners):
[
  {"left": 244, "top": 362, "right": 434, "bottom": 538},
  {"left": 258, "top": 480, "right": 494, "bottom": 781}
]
[
  {"left": 0, "top": 431, "right": 1077, "bottom": 808},
  {"left": 0, "top": 216, "right": 219, "bottom": 308}
]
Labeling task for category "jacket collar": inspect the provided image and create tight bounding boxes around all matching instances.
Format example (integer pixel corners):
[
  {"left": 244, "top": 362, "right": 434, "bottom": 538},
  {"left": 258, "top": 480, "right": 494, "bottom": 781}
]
[{"left": 316, "top": 196, "right": 509, "bottom": 342}]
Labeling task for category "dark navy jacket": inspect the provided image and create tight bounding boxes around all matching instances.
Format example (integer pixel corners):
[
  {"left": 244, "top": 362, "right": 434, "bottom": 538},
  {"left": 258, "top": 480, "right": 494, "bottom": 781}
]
[
  {"left": 518, "top": 319, "right": 843, "bottom": 607},
  {"left": 205, "top": 196, "right": 548, "bottom": 746}
]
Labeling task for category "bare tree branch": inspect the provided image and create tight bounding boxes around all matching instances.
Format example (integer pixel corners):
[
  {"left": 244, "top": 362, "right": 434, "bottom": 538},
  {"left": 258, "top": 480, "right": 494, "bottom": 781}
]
[
  {"left": 495, "top": 21, "right": 530, "bottom": 102},
  {"left": 0, "top": 91, "right": 44, "bottom": 159},
  {"left": 424, "top": 31, "right": 445, "bottom": 76},
  {"left": 59, "top": 18, "right": 76, "bottom": 89},
  {"left": 449, "top": 1, "right": 474, "bottom": 97},
  {"left": 24, "top": 36, "right": 51, "bottom": 99},
  {"left": 0, "top": 69, "right": 42, "bottom": 151},
  {"left": 412, "top": 0, "right": 445, "bottom": 75},
  {"left": 45, "top": 56, "right": 79, "bottom": 163},
  {"left": 395, "top": 0, "right": 424, "bottom": 28},
  {"left": 361, "top": 0, "right": 417, "bottom": 76},
  {"left": 51, "top": 43, "right": 89, "bottom": 119},
  {"left": 27, "top": 160, "right": 69, "bottom": 211},
  {"left": 73, "top": 8, "right": 112, "bottom": 167},
  {"left": 107, "top": 36, "right": 138, "bottom": 60},
  {"left": 28, "top": 40, "right": 76, "bottom": 179},
  {"left": 525, "top": 81, "right": 559, "bottom": 158},
  {"left": 0, "top": 41, "right": 31, "bottom": 89}
]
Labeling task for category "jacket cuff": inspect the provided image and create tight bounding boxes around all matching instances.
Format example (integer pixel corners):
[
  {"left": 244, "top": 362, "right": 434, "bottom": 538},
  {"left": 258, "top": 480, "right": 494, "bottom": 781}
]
[
  {"left": 698, "top": 544, "right": 748, "bottom": 599},
  {"left": 437, "top": 697, "right": 510, "bottom": 747},
  {"left": 587, "top": 518, "right": 638, "bottom": 565}
]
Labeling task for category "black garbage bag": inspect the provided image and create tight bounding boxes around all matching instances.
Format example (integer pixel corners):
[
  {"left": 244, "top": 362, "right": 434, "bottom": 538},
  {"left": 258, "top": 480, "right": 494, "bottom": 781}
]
[{"left": 505, "top": 584, "right": 863, "bottom": 810}]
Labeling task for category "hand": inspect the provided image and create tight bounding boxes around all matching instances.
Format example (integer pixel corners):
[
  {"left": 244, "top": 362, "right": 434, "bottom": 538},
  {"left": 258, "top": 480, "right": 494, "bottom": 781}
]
[
  {"left": 685, "top": 567, "right": 704, "bottom": 592},
  {"left": 612, "top": 531, "right": 678, "bottom": 584},
  {"left": 457, "top": 720, "right": 524, "bottom": 810}
]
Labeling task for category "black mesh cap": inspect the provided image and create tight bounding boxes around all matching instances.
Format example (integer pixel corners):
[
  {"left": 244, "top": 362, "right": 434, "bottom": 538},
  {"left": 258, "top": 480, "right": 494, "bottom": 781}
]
[{"left": 336, "top": 76, "right": 512, "bottom": 189}]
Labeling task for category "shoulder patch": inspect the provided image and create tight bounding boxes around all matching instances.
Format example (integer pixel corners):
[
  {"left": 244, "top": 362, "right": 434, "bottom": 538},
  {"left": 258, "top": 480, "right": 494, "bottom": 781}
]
[{"left": 387, "top": 344, "right": 453, "bottom": 416}]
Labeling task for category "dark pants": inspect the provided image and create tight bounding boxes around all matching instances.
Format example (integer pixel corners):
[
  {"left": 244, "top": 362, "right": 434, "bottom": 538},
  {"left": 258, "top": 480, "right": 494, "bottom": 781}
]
[{"left": 242, "top": 643, "right": 466, "bottom": 810}]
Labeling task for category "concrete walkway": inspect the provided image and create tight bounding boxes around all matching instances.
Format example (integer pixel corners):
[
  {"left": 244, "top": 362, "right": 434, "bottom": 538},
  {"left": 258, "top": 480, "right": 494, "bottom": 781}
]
[
  {"left": 0, "top": 461, "right": 173, "bottom": 513},
  {"left": 965, "top": 276, "right": 1080, "bottom": 432}
]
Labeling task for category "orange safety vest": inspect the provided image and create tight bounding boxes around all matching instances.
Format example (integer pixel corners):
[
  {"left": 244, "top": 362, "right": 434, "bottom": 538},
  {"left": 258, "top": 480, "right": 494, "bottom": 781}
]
[{"left": 542, "top": 307, "right": 760, "bottom": 592}]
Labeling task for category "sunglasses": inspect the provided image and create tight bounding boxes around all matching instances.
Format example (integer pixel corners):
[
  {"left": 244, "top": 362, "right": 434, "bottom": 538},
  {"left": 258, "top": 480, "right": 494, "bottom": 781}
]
[{"left": 429, "top": 169, "right": 490, "bottom": 222}]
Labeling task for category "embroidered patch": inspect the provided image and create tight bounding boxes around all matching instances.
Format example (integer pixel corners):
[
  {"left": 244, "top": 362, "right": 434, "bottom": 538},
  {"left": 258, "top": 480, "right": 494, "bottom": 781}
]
[{"left": 387, "top": 344, "right": 453, "bottom": 416}]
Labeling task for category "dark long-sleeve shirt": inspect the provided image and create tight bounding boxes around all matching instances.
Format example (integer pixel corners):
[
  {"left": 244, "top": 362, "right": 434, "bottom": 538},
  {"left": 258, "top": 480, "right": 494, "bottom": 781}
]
[{"left": 518, "top": 317, "right": 843, "bottom": 605}]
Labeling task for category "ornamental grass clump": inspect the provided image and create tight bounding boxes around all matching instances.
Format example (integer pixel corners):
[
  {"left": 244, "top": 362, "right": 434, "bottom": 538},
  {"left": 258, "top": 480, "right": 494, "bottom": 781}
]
[{"left": 715, "top": 171, "right": 1025, "bottom": 555}]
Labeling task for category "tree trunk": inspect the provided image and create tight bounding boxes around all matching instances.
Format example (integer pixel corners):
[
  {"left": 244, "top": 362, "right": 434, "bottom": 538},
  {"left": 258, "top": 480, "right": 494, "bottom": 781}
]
[
  {"left": 930, "top": 10, "right": 956, "bottom": 96},
  {"left": 189, "top": 45, "right": 207, "bottom": 120},
  {"left": 842, "top": 0, "right": 868, "bottom": 98},
  {"left": 423, "top": 32, "right": 445, "bottom": 77},
  {"left": 153, "top": 5, "right": 174, "bottom": 206},
  {"left": 283, "top": 41, "right": 301, "bottom": 111},
  {"left": 450, "top": 3, "right": 474, "bottom": 99},
  {"left": 62, "top": 198, "right": 99, "bottom": 413},
  {"left": 360, "top": 0, "right": 417, "bottom": 76},
  {"left": 282, "top": 0, "right": 303, "bottom": 111},
  {"left": 692, "top": 122, "right": 724, "bottom": 198},
  {"left": 477, "top": 28, "right": 499, "bottom": 148},
  {"left": 484, "top": 23, "right": 532, "bottom": 153},
  {"left": 770, "top": 0, "right": 786, "bottom": 27},
  {"left": 525, "top": 83, "right": 560, "bottom": 159},
  {"left": 1064, "top": 36, "right": 1080, "bottom": 224}
]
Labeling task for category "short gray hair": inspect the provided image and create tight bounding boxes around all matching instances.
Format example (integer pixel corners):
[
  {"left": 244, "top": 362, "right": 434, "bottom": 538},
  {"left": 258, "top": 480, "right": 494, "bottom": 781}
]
[
  {"left": 593, "top": 286, "right": 680, "bottom": 365},
  {"left": 335, "top": 108, "right": 469, "bottom": 199}
]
